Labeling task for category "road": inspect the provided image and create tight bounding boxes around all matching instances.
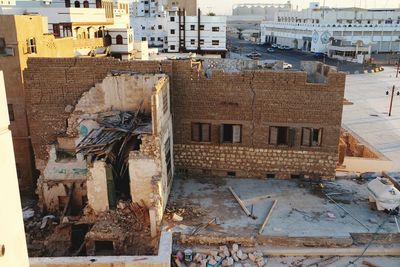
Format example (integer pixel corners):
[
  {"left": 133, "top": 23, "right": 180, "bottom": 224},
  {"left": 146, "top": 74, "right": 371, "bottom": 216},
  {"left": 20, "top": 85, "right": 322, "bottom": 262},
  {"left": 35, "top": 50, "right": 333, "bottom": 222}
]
[{"left": 227, "top": 35, "right": 376, "bottom": 74}]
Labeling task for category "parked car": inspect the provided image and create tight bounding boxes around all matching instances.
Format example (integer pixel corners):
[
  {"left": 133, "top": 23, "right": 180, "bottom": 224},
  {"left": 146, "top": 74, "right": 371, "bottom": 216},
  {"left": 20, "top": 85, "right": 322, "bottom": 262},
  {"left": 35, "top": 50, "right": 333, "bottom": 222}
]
[
  {"left": 267, "top": 48, "right": 275, "bottom": 53},
  {"left": 282, "top": 45, "right": 291, "bottom": 50},
  {"left": 246, "top": 51, "right": 261, "bottom": 59},
  {"left": 277, "top": 45, "right": 283, "bottom": 49},
  {"left": 283, "top": 62, "right": 293, "bottom": 69},
  {"left": 271, "top": 43, "right": 278, "bottom": 48}
]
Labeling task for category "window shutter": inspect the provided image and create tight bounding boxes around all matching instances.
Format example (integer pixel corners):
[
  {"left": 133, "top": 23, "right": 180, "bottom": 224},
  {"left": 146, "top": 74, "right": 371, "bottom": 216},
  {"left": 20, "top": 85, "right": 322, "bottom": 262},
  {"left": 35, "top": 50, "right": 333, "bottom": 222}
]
[
  {"left": 201, "top": 124, "right": 210, "bottom": 142},
  {"left": 219, "top": 125, "right": 224, "bottom": 144},
  {"left": 317, "top": 128, "right": 323, "bottom": 146},
  {"left": 269, "top": 127, "right": 278, "bottom": 145},
  {"left": 302, "top": 128, "right": 311, "bottom": 146},
  {"left": 191, "top": 123, "right": 200, "bottom": 142},
  {"left": 232, "top": 125, "right": 241, "bottom": 143},
  {"left": 288, "top": 128, "right": 296, "bottom": 147}
]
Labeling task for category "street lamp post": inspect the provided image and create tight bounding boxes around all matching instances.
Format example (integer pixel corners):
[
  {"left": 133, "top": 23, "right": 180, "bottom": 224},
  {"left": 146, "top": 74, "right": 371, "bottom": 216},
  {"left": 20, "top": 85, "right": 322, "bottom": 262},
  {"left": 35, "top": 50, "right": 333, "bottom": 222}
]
[{"left": 386, "top": 85, "right": 400, "bottom": 117}]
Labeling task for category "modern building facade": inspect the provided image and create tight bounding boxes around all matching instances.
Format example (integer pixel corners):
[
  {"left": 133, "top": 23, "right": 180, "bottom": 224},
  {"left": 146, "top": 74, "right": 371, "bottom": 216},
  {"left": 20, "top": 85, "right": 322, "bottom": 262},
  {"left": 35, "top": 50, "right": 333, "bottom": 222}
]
[
  {"left": 0, "top": 0, "right": 138, "bottom": 59},
  {"left": 166, "top": 9, "right": 227, "bottom": 54},
  {"left": 261, "top": 3, "right": 400, "bottom": 56}
]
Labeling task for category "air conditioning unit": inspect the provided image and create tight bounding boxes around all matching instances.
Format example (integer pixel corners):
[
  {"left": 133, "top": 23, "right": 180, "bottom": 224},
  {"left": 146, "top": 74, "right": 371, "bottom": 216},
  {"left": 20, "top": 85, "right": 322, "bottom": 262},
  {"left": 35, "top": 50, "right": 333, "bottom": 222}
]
[{"left": 5, "top": 47, "right": 14, "bottom": 56}]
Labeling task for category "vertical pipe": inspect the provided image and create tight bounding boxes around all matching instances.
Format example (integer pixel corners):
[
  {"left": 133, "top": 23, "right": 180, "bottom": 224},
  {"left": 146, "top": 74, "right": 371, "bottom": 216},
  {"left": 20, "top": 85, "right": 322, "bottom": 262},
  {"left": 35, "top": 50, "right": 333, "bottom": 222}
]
[
  {"left": 197, "top": 8, "right": 201, "bottom": 52},
  {"left": 183, "top": 8, "right": 186, "bottom": 52}
]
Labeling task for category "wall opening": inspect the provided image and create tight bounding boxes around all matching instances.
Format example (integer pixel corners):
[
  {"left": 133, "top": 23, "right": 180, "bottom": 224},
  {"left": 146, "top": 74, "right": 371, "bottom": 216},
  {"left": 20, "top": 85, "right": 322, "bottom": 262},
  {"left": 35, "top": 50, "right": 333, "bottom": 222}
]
[
  {"left": 70, "top": 224, "right": 89, "bottom": 256},
  {"left": 227, "top": 171, "right": 236, "bottom": 177},
  {"left": 94, "top": 241, "right": 114, "bottom": 256}
]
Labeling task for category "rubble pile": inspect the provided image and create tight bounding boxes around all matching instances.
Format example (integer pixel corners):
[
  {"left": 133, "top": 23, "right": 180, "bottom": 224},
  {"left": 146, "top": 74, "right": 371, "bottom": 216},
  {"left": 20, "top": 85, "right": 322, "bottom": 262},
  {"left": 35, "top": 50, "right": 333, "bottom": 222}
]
[{"left": 174, "top": 244, "right": 267, "bottom": 267}]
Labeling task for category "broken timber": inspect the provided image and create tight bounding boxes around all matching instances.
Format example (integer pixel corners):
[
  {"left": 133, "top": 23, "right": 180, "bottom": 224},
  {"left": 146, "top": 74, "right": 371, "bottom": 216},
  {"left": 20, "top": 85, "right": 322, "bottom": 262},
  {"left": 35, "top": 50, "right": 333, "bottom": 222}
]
[
  {"left": 258, "top": 199, "right": 278, "bottom": 235},
  {"left": 228, "top": 187, "right": 257, "bottom": 220}
]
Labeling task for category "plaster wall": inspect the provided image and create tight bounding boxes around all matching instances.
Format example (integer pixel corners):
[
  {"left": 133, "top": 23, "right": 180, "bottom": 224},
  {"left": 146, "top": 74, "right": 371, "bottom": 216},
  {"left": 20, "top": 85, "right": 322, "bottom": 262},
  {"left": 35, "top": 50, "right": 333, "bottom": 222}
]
[
  {"left": 0, "top": 70, "right": 29, "bottom": 267},
  {"left": 87, "top": 160, "right": 109, "bottom": 212}
]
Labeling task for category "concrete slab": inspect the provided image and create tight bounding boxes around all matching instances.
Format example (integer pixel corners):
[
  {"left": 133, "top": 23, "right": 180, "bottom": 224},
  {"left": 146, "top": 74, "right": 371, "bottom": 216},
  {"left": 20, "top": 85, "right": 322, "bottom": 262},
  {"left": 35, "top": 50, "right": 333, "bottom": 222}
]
[
  {"left": 164, "top": 176, "right": 399, "bottom": 239},
  {"left": 343, "top": 66, "right": 400, "bottom": 170}
]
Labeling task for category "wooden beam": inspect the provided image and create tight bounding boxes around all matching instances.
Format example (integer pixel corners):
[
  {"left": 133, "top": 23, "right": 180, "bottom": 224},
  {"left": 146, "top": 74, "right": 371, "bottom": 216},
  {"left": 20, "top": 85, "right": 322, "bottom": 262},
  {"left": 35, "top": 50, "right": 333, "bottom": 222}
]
[
  {"left": 258, "top": 199, "right": 278, "bottom": 235},
  {"left": 228, "top": 186, "right": 257, "bottom": 219}
]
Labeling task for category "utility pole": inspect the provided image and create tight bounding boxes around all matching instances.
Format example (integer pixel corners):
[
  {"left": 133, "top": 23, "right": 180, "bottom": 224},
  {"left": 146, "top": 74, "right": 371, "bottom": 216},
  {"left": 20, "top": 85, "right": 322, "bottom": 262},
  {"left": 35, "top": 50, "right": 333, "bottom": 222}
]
[{"left": 386, "top": 85, "right": 400, "bottom": 117}]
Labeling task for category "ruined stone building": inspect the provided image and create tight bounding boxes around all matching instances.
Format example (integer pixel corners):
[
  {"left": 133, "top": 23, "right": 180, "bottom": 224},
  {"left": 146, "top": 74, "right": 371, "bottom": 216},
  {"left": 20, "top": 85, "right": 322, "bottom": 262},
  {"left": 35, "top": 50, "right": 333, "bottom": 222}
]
[{"left": 23, "top": 58, "right": 344, "bottom": 225}]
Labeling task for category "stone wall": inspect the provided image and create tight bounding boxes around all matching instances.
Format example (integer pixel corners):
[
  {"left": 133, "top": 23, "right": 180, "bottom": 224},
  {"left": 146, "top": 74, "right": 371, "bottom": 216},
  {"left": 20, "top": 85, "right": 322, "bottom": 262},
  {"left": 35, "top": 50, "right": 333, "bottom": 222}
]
[
  {"left": 170, "top": 60, "right": 345, "bottom": 179},
  {"left": 24, "top": 58, "right": 345, "bottom": 180}
]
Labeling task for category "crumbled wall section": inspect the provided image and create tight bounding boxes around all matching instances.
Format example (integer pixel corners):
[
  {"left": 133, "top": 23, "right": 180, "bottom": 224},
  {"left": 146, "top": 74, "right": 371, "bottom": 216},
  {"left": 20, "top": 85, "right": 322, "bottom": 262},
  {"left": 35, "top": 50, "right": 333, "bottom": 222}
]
[{"left": 24, "top": 58, "right": 172, "bottom": 166}]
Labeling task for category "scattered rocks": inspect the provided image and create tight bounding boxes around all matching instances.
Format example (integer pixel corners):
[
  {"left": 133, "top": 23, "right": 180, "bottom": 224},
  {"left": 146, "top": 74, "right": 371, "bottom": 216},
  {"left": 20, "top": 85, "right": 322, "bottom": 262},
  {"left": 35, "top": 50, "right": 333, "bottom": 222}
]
[
  {"left": 232, "top": 243, "right": 239, "bottom": 252},
  {"left": 172, "top": 213, "right": 184, "bottom": 222}
]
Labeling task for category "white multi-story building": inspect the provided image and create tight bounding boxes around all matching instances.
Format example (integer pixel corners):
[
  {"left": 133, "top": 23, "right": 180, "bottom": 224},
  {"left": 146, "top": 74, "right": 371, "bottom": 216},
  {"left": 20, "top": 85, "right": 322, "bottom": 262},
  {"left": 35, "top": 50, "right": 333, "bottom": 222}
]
[
  {"left": 232, "top": 1, "right": 292, "bottom": 21},
  {"left": 261, "top": 3, "right": 400, "bottom": 58},
  {"left": 132, "top": 16, "right": 167, "bottom": 47},
  {"left": 166, "top": 9, "right": 226, "bottom": 55},
  {"left": 0, "top": 0, "right": 144, "bottom": 59}
]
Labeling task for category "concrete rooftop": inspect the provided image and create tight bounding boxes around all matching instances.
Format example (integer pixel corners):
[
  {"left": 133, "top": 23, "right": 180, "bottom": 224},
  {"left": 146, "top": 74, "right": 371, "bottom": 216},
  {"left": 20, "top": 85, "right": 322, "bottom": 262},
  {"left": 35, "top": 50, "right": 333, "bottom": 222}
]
[{"left": 164, "top": 176, "right": 400, "bottom": 238}]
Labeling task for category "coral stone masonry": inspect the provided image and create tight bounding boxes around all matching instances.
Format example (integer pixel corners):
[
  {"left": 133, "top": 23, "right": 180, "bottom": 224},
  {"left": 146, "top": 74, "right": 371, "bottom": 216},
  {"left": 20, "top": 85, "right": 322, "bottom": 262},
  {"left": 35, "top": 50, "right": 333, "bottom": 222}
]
[{"left": 24, "top": 57, "right": 345, "bottom": 185}]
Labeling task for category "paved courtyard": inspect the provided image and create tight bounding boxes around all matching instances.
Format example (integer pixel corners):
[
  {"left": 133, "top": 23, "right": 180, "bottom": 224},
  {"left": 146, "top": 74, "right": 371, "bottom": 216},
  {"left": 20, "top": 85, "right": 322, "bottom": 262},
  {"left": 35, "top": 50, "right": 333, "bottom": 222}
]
[{"left": 343, "top": 66, "right": 400, "bottom": 170}]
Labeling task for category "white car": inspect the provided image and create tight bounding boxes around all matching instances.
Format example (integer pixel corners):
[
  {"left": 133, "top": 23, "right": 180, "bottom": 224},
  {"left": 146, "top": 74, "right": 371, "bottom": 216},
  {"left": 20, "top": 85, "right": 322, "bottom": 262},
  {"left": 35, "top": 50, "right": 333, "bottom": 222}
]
[
  {"left": 271, "top": 44, "right": 278, "bottom": 48},
  {"left": 283, "top": 62, "right": 292, "bottom": 69}
]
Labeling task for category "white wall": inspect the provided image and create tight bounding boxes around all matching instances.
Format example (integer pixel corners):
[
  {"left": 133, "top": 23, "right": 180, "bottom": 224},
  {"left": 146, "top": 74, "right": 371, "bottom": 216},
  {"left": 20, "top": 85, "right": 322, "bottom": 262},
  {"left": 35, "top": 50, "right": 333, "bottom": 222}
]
[
  {"left": 167, "top": 14, "right": 227, "bottom": 52},
  {"left": 0, "top": 70, "right": 29, "bottom": 267}
]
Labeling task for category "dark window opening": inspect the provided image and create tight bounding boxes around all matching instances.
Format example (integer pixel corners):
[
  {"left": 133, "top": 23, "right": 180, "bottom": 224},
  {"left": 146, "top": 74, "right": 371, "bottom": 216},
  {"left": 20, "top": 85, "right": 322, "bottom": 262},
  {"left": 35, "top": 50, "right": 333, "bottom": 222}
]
[
  {"left": 26, "top": 37, "right": 37, "bottom": 54},
  {"left": 53, "top": 24, "right": 61, "bottom": 37},
  {"left": 70, "top": 224, "right": 89, "bottom": 255},
  {"left": 83, "top": 0, "right": 89, "bottom": 8},
  {"left": 212, "top": 27, "right": 220, "bottom": 32},
  {"left": 266, "top": 173, "right": 275, "bottom": 178},
  {"left": 141, "top": 37, "right": 147, "bottom": 41},
  {"left": 199, "top": 39, "right": 204, "bottom": 45},
  {"left": 0, "top": 38, "right": 5, "bottom": 54},
  {"left": 170, "top": 45, "right": 176, "bottom": 50},
  {"left": 65, "top": 0, "right": 71, "bottom": 7},
  {"left": 191, "top": 123, "right": 211, "bottom": 142},
  {"left": 7, "top": 104, "right": 14, "bottom": 121},
  {"left": 190, "top": 25, "right": 195, "bottom": 31},
  {"left": 269, "top": 126, "right": 295, "bottom": 146},
  {"left": 94, "top": 241, "right": 114, "bottom": 255},
  {"left": 56, "top": 149, "right": 77, "bottom": 162},
  {"left": 95, "top": 0, "right": 101, "bottom": 8},
  {"left": 290, "top": 174, "right": 301, "bottom": 179},
  {"left": 227, "top": 171, "right": 236, "bottom": 177},
  {"left": 116, "top": 34, "right": 123, "bottom": 44},
  {"left": 190, "top": 39, "right": 195, "bottom": 45},
  {"left": 200, "top": 25, "right": 205, "bottom": 30},
  {"left": 220, "top": 124, "right": 241, "bottom": 144},
  {"left": 170, "top": 16, "right": 175, "bottom": 22},
  {"left": 212, "top": 40, "right": 219, "bottom": 45},
  {"left": 170, "top": 29, "right": 175, "bottom": 34},
  {"left": 301, "top": 128, "right": 322, "bottom": 147},
  {"left": 158, "top": 25, "right": 162, "bottom": 29},
  {"left": 74, "top": 0, "right": 80, "bottom": 8},
  {"left": 104, "top": 34, "right": 112, "bottom": 46}
]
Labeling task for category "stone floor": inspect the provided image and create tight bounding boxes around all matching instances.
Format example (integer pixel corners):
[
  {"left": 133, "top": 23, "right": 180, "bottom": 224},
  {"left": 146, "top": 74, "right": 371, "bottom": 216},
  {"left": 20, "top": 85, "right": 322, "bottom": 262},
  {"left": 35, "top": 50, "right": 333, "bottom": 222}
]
[{"left": 164, "top": 176, "right": 400, "bottom": 238}]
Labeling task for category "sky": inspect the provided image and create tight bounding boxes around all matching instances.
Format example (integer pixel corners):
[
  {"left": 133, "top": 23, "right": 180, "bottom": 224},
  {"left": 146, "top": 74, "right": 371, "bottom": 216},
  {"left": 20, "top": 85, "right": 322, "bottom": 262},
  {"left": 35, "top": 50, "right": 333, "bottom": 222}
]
[{"left": 198, "top": 0, "right": 400, "bottom": 15}]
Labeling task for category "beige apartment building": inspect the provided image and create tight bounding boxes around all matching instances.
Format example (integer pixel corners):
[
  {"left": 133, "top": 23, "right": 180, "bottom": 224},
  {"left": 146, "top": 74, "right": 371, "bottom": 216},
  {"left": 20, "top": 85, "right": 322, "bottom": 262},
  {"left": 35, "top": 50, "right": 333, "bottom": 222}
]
[{"left": 0, "top": 14, "right": 105, "bottom": 193}]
